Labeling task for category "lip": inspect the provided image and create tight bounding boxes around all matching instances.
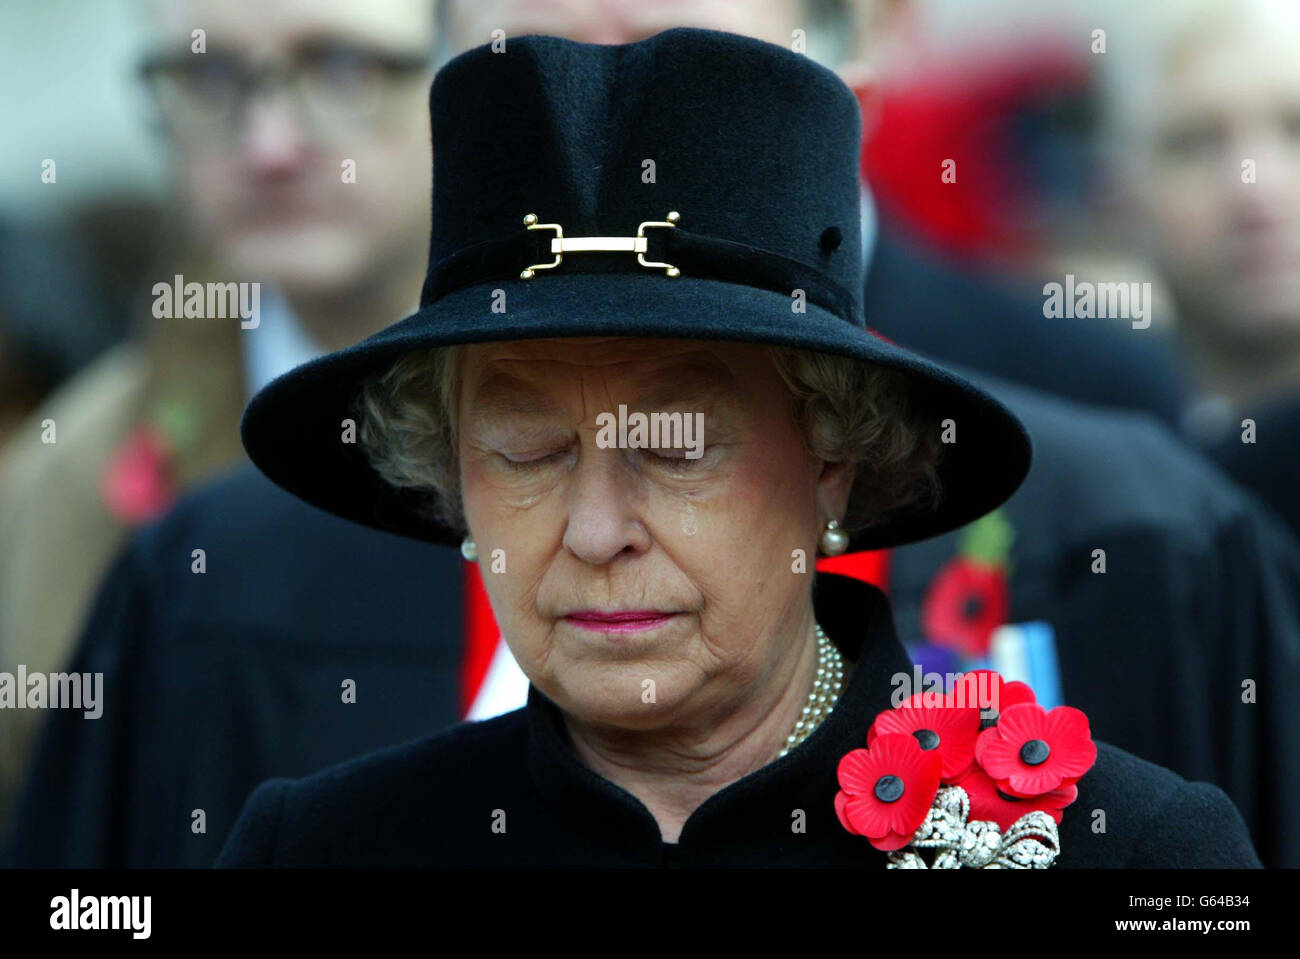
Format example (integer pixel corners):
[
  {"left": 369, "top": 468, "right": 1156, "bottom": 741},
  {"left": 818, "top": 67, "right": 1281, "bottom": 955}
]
[{"left": 563, "top": 610, "right": 679, "bottom": 634}]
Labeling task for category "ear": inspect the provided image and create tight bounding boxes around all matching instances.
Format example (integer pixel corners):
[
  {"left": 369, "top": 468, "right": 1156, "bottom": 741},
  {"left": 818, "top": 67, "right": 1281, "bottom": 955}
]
[{"left": 816, "top": 459, "right": 858, "bottom": 524}]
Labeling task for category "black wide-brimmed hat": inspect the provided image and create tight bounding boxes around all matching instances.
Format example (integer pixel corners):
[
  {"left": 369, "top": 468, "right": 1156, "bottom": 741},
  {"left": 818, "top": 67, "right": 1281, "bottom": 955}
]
[{"left": 241, "top": 27, "right": 1031, "bottom": 552}]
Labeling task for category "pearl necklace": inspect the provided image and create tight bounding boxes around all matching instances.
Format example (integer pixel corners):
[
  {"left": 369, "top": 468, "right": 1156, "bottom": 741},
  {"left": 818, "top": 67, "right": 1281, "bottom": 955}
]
[{"left": 777, "top": 622, "right": 846, "bottom": 758}]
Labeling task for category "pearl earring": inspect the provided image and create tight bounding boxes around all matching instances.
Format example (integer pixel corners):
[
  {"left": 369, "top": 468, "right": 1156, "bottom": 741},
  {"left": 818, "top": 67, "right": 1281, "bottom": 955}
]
[
  {"left": 819, "top": 518, "right": 849, "bottom": 556},
  {"left": 460, "top": 537, "right": 478, "bottom": 562}
]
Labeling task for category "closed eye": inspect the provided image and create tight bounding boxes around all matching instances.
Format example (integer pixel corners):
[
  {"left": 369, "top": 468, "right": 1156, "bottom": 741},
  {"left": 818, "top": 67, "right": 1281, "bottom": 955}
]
[
  {"left": 636, "top": 446, "right": 714, "bottom": 469},
  {"left": 497, "top": 449, "right": 568, "bottom": 471},
  {"left": 495, "top": 445, "right": 717, "bottom": 472}
]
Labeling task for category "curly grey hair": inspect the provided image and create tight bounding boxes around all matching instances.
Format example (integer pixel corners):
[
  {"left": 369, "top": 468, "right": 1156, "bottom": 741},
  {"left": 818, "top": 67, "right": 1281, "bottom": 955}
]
[{"left": 351, "top": 343, "right": 944, "bottom": 538}]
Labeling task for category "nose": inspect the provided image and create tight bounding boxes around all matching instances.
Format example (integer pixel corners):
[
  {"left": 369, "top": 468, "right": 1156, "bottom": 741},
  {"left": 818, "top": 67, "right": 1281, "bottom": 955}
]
[
  {"left": 561, "top": 447, "right": 652, "bottom": 565},
  {"left": 240, "top": 92, "right": 308, "bottom": 176}
]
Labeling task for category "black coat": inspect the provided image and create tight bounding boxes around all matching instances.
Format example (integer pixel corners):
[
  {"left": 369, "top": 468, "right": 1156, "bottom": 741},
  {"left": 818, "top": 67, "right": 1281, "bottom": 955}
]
[{"left": 215, "top": 573, "right": 1260, "bottom": 868}]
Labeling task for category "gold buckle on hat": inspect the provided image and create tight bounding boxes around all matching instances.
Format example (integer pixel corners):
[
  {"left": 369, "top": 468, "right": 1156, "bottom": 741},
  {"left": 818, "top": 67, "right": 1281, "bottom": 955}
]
[{"left": 519, "top": 211, "right": 681, "bottom": 279}]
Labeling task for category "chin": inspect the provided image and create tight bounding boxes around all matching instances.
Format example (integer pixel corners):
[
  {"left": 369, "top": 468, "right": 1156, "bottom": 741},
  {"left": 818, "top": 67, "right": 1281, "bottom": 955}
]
[
  {"left": 551, "top": 665, "right": 698, "bottom": 732},
  {"left": 1220, "top": 296, "right": 1300, "bottom": 348},
  {"left": 224, "top": 228, "right": 373, "bottom": 293}
]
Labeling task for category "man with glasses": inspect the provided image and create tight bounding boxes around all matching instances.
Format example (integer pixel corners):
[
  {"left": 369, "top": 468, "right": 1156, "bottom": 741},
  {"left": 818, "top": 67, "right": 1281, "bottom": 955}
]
[
  {"left": 134, "top": 0, "right": 435, "bottom": 354},
  {"left": 0, "top": 0, "right": 444, "bottom": 839}
]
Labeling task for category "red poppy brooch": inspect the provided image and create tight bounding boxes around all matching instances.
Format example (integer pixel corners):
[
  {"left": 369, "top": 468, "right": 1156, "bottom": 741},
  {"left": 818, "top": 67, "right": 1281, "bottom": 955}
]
[{"left": 834, "top": 670, "right": 1097, "bottom": 868}]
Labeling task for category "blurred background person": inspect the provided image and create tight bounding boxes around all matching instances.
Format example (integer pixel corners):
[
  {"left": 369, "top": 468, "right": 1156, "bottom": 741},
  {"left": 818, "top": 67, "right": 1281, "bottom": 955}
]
[
  {"left": 0, "top": 0, "right": 439, "bottom": 832},
  {"left": 1096, "top": 0, "right": 1300, "bottom": 539},
  {"left": 856, "top": 0, "right": 1300, "bottom": 866},
  {"left": 848, "top": 0, "right": 1187, "bottom": 425}
]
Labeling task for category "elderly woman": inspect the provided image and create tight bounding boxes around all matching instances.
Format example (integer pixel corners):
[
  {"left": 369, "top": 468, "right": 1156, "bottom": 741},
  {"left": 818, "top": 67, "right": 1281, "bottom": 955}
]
[{"left": 218, "top": 29, "right": 1259, "bottom": 868}]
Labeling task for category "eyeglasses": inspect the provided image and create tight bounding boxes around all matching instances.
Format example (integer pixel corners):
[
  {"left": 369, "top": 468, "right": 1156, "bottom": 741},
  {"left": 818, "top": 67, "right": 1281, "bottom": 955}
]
[{"left": 139, "top": 42, "right": 432, "bottom": 138}]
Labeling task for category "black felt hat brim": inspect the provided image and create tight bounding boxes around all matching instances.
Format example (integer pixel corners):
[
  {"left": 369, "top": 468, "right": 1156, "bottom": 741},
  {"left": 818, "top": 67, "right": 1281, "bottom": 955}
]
[{"left": 240, "top": 272, "right": 1032, "bottom": 552}]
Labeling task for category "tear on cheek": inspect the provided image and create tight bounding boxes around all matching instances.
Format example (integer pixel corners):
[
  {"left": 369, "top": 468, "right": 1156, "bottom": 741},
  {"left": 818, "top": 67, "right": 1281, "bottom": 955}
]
[{"left": 680, "top": 498, "right": 698, "bottom": 536}]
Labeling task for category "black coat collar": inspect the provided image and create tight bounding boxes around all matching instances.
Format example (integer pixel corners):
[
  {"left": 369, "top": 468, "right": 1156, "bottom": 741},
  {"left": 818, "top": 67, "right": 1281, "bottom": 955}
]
[{"left": 524, "top": 572, "right": 913, "bottom": 864}]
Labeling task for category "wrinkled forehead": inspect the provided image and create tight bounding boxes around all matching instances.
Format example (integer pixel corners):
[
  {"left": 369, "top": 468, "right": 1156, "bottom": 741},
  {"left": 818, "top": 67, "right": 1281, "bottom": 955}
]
[
  {"left": 460, "top": 339, "right": 761, "bottom": 421},
  {"left": 141, "top": 0, "right": 435, "bottom": 56}
]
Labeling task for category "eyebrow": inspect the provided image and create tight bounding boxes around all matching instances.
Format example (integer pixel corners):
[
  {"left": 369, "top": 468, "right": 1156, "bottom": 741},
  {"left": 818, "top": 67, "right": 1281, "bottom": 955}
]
[
  {"left": 467, "top": 358, "right": 740, "bottom": 422},
  {"left": 467, "top": 372, "right": 563, "bottom": 419},
  {"left": 630, "top": 359, "right": 740, "bottom": 410}
]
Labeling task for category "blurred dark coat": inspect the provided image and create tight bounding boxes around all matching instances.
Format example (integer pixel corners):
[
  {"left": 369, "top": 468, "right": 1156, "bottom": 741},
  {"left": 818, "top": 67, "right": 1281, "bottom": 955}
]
[
  {"left": 1, "top": 466, "right": 465, "bottom": 867},
  {"left": 0, "top": 274, "right": 247, "bottom": 833},
  {"left": 213, "top": 574, "right": 1260, "bottom": 868},
  {"left": 1206, "top": 398, "right": 1300, "bottom": 542},
  {"left": 865, "top": 228, "right": 1188, "bottom": 427},
  {"left": 867, "top": 231, "right": 1299, "bottom": 867}
]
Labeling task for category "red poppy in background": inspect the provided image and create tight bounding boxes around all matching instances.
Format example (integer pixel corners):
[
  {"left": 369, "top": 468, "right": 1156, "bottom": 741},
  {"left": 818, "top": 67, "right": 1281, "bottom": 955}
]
[
  {"left": 921, "top": 558, "right": 1010, "bottom": 658},
  {"left": 835, "top": 734, "right": 942, "bottom": 851},
  {"left": 868, "top": 694, "right": 981, "bottom": 782},
  {"left": 975, "top": 702, "right": 1097, "bottom": 798},
  {"left": 102, "top": 425, "right": 178, "bottom": 525}
]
